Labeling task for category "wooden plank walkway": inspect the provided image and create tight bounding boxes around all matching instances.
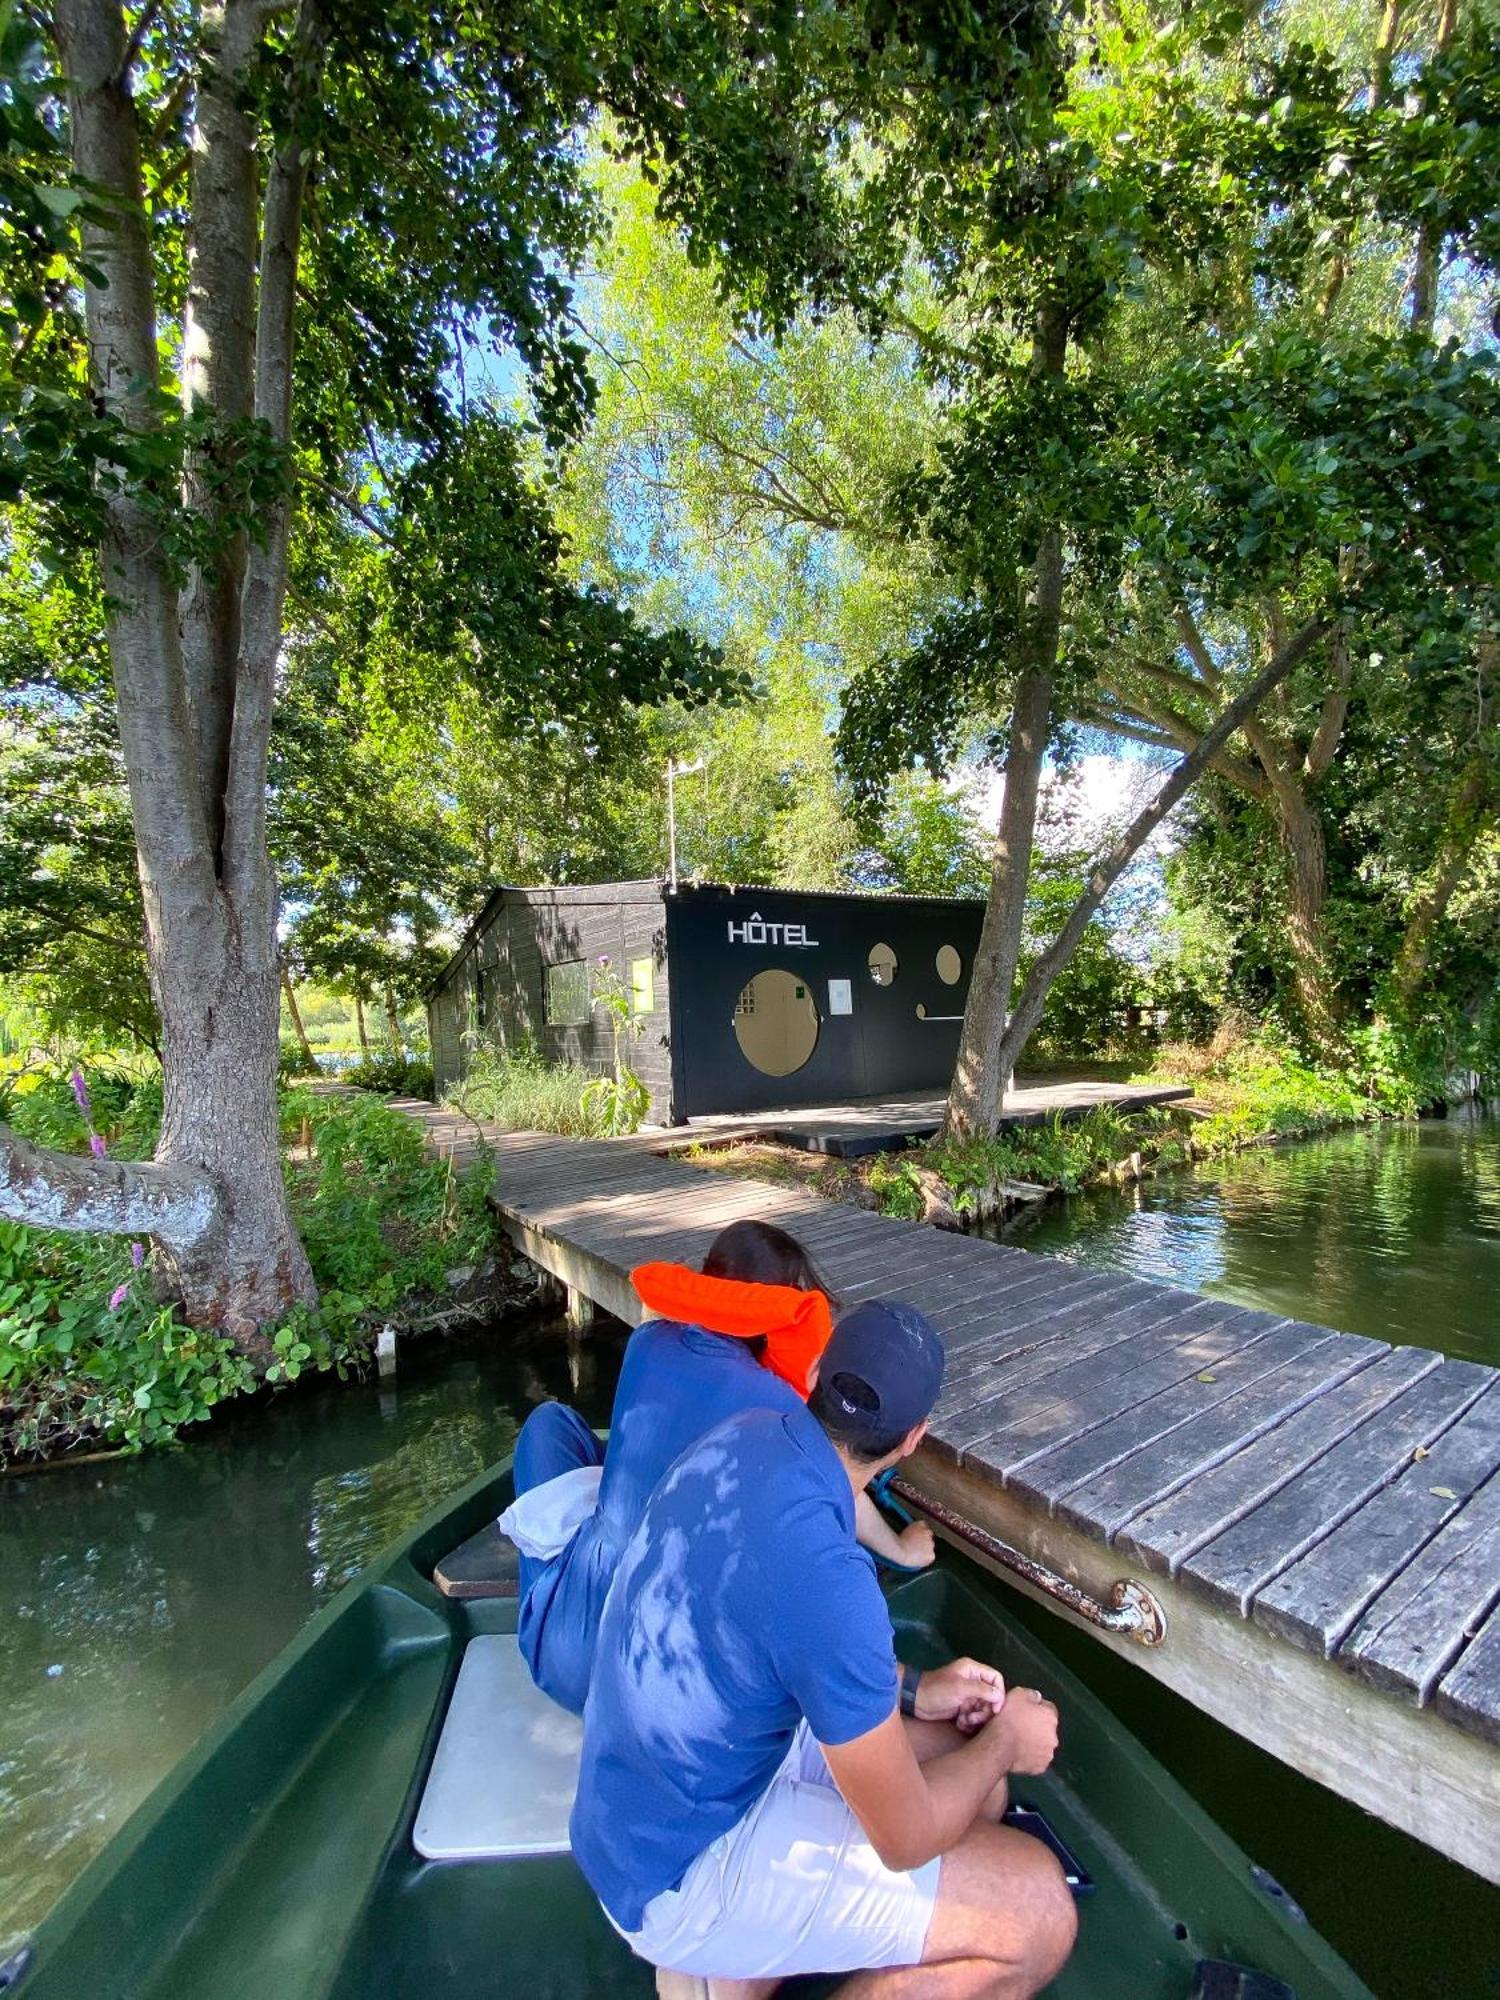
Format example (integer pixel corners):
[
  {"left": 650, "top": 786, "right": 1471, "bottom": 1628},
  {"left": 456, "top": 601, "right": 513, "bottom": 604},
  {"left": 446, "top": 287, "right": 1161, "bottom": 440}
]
[
  {"left": 394, "top": 1102, "right": 1500, "bottom": 1885},
  {"left": 676, "top": 1080, "right": 1193, "bottom": 1158}
]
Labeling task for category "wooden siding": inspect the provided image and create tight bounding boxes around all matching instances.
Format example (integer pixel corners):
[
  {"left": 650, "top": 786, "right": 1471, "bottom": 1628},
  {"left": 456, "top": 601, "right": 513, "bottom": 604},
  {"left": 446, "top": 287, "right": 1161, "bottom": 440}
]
[{"left": 428, "top": 885, "right": 673, "bottom": 1119}]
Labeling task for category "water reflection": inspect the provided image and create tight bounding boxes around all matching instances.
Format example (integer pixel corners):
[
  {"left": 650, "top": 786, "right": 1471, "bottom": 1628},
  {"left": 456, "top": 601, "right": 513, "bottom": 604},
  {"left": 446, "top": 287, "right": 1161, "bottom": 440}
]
[
  {"left": 1022, "top": 1107, "right": 1500, "bottom": 1363},
  {"left": 0, "top": 1315, "right": 624, "bottom": 1958}
]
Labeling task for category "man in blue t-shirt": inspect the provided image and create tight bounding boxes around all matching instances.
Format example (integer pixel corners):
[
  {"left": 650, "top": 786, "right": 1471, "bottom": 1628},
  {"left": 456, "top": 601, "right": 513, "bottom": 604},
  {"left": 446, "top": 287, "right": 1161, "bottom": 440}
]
[{"left": 571, "top": 1299, "right": 1078, "bottom": 1996}]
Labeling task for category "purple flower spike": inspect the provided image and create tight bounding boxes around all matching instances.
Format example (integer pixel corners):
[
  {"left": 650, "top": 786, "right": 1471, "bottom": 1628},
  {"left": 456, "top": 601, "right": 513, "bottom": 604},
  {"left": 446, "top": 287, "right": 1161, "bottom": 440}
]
[
  {"left": 131, "top": 1241, "right": 145, "bottom": 1269},
  {"left": 108, "top": 1284, "right": 129, "bottom": 1312},
  {"left": 70, "top": 1067, "right": 92, "bottom": 1118},
  {"left": 89, "top": 1133, "right": 107, "bottom": 1159}
]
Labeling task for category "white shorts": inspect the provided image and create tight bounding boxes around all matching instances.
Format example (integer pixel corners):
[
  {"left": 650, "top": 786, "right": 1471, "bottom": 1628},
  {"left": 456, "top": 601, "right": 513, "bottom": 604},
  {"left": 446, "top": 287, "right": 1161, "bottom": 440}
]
[{"left": 609, "top": 1724, "right": 941, "bottom": 1980}]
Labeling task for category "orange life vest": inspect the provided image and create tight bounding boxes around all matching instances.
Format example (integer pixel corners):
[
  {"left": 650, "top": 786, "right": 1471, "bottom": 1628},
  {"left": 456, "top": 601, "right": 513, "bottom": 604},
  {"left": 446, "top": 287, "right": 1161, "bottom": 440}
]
[{"left": 629, "top": 1261, "right": 833, "bottom": 1398}]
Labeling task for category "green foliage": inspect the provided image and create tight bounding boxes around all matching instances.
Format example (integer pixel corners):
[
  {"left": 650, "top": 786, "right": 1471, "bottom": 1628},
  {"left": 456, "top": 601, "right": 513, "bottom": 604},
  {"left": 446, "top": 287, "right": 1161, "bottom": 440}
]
[
  {"left": 273, "top": 1089, "right": 497, "bottom": 1381},
  {"left": 580, "top": 1067, "right": 652, "bottom": 1137},
  {"left": 0, "top": 1074, "right": 501, "bottom": 1457},
  {"left": 0, "top": 1220, "right": 255, "bottom": 1458}
]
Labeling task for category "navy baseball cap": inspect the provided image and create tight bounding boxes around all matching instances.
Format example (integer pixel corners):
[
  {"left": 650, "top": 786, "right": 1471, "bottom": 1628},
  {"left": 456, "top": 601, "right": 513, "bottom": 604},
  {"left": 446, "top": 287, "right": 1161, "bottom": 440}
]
[{"left": 819, "top": 1299, "right": 945, "bottom": 1448}]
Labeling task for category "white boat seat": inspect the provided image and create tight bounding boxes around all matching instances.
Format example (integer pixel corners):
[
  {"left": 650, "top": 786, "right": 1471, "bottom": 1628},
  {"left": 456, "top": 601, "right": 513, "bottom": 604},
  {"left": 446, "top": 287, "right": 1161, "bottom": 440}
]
[{"left": 413, "top": 1635, "right": 582, "bottom": 1860}]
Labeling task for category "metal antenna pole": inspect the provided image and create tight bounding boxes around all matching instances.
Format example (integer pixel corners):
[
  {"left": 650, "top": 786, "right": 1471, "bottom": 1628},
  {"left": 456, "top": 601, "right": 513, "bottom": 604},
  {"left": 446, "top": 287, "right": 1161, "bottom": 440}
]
[
  {"left": 666, "top": 758, "right": 705, "bottom": 893},
  {"left": 668, "top": 761, "right": 678, "bottom": 891}
]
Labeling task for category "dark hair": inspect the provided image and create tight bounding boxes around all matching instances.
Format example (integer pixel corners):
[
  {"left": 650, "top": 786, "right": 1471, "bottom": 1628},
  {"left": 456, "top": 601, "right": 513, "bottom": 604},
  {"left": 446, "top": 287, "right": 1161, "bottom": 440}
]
[
  {"left": 807, "top": 1376, "right": 911, "bottom": 1463},
  {"left": 701, "top": 1219, "right": 837, "bottom": 1303}
]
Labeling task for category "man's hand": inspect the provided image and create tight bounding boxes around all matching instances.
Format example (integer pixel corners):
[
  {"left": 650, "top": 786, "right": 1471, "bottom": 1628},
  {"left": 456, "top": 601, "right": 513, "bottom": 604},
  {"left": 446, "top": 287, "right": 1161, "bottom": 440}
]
[
  {"left": 896, "top": 1520, "right": 936, "bottom": 1568},
  {"left": 913, "top": 1656, "right": 1006, "bottom": 1732},
  {"left": 988, "top": 1688, "right": 1061, "bottom": 1775}
]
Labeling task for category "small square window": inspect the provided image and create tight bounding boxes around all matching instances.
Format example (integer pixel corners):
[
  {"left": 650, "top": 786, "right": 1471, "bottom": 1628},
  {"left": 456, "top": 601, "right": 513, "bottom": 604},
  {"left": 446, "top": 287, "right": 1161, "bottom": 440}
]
[
  {"left": 545, "top": 959, "right": 590, "bottom": 1027},
  {"left": 630, "top": 957, "right": 655, "bottom": 1016}
]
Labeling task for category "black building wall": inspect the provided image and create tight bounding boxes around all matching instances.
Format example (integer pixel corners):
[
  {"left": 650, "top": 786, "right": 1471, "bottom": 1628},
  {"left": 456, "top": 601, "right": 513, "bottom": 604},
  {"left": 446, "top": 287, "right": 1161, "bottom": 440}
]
[{"left": 666, "top": 884, "right": 983, "bottom": 1117}]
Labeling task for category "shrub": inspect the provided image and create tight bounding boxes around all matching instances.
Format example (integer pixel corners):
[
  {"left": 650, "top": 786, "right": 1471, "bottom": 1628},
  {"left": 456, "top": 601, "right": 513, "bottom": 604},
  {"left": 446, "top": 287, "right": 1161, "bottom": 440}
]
[
  {"left": 338, "top": 1053, "right": 435, "bottom": 1099},
  {"left": 1, "top": 1073, "right": 500, "bottom": 1458}
]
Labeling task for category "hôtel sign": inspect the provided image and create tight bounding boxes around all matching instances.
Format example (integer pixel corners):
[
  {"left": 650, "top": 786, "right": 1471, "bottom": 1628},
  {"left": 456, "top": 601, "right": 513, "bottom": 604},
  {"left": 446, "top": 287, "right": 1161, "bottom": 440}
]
[{"left": 726, "top": 912, "right": 819, "bottom": 948}]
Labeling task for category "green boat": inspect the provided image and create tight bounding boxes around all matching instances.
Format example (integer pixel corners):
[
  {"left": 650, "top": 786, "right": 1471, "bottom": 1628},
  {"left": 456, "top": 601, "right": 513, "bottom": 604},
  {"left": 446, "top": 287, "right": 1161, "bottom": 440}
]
[{"left": 6, "top": 1456, "right": 1373, "bottom": 2000}]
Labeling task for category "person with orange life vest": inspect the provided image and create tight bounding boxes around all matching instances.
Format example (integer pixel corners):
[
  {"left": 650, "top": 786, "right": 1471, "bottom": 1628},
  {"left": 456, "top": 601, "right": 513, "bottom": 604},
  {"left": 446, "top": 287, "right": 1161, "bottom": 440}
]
[{"left": 503, "top": 1219, "right": 935, "bottom": 1716}]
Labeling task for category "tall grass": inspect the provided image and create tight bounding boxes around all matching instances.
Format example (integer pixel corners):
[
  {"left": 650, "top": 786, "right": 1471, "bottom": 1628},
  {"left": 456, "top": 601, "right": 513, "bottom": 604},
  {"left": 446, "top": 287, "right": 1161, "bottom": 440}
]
[{"left": 449, "top": 1041, "right": 602, "bottom": 1137}]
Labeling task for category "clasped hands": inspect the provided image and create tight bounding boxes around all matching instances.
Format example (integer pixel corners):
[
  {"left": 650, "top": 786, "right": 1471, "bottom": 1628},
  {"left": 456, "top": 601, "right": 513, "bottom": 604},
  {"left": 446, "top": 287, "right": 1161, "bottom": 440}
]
[{"left": 911, "top": 1656, "right": 1061, "bottom": 1774}]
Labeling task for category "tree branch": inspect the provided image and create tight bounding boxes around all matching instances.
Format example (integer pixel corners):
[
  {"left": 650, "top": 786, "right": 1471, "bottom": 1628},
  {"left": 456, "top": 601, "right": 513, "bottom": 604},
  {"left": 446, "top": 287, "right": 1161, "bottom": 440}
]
[
  {"left": 225, "top": 0, "right": 325, "bottom": 908},
  {"left": 179, "top": 0, "right": 263, "bottom": 865},
  {"left": 0, "top": 1122, "right": 217, "bottom": 1250},
  {"left": 1095, "top": 675, "right": 1271, "bottom": 798},
  {"left": 1304, "top": 621, "right": 1353, "bottom": 781},
  {"left": 996, "top": 616, "right": 1329, "bottom": 1073},
  {"left": 1173, "top": 603, "right": 1224, "bottom": 691}
]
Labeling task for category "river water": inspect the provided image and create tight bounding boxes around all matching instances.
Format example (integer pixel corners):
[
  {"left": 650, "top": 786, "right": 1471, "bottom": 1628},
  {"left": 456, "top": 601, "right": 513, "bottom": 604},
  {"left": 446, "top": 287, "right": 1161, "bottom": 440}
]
[{"left": 2, "top": 1115, "right": 1498, "bottom": 1993}]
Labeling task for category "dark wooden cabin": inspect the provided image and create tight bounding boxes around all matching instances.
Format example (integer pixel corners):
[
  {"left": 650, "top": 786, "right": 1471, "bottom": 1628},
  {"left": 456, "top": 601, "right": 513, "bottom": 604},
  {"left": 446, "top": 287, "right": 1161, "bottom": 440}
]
[{"left": 427, "top": 880, "right": 984, "bottom": 1125}]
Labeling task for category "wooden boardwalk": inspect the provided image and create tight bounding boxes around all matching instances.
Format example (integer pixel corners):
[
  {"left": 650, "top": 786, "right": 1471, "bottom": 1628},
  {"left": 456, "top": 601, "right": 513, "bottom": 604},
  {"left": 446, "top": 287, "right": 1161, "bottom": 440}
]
[
  {"left": 675, "top": 1079, "right": 1192, "bottom": 1158},
  {"left": 396, "top": 1103, "right": 1500, "bottom": 1886}
]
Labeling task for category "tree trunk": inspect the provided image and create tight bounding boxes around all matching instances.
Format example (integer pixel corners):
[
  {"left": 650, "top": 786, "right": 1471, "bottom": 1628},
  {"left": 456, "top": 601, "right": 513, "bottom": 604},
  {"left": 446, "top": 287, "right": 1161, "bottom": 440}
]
[
  {"left": 355, "top": 992, "right": 371, "bottom": 1058},
  {"left": 384, "top": 984, "right": 404, "bottom": 1054},
  {"left": 947, "top": 664, "right": 1054, "bottom": 1135},
  {"left": 1276, "top": 783, "right": 1342, "bottom": 1053},
  {"left": 281, "top": 965, "right": 319, "bottom": 1072},
  {"left": 1393, "top": 752, "right": 1494, "bottom": 1009},
  {"left": 946, "top": 301, "right": 1068, "bottom": 1139},
  {"left": 34, "top": 0, "right": 320, "bottom": 1355}
]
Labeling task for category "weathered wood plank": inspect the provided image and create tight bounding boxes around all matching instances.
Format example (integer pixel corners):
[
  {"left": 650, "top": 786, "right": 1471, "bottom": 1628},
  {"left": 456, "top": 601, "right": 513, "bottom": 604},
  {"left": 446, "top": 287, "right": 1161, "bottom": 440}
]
[
  {"left": 1116, "top": 1344, "right": 1442, "bottom": 1576},
  {"left": 1180, "top": 1359, "right": 1493, "bottom": 1615},
  {"left": 1034, "top": 1330, "right": 1380, "bottom": 1533},
  {"left": 959, "top": 1311, "right": 1286, "bottom": 1474},
  {"left": 934, "top": 1281, "right": 1191, "bottom": 1414},
  {"left": 942, "top": 1303, "right": 1270, "bottom": 1456},
  {"left": 1434, "top": 1603, "right": 1500, "bottom": 1748},
  {"left": 433, "top": 1522, "right": 520, "bottom": 1600},
  {"left": 904, "top": 1447, "right": 1500, "bottom": 1889},
  {"left": 1340, "top": 1467, "right": 1500, "bottom": 1703},
  {"left": 1253, "top": 1380, "right": 1500, "bottom": 1656}
]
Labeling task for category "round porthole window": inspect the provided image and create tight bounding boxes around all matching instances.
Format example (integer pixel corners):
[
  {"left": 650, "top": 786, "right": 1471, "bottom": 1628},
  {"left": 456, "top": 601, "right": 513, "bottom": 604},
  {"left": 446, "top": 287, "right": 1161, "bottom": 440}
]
[
  {"left": 868, "top": 942, "right": 898, "bottom": 987},
  {"left": 733, "top": 969, "right": 820, "bottom": 1077},
  {"left": 935, "top": 944, "right": 963, "bottom": 986}
]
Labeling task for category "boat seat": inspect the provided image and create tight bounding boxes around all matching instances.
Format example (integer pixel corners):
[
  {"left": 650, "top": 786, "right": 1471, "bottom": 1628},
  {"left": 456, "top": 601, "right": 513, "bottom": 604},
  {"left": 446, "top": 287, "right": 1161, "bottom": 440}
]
[
  {"left": 433, "top": 1520, "right": 520, "bottom": 1599},
  {"left": 413, "top": 1635, "right": 582, "bottom": 1860}
]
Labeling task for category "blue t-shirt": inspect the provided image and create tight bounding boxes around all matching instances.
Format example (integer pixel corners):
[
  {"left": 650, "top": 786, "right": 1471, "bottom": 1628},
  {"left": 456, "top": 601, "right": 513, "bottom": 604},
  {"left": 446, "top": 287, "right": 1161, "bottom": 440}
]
[
  {"left": 518, "top": 1321, "right": 803, "bottom": 1714},
  {"left": 570, "top": 1403, "right": 899, "bottom": 1931}
]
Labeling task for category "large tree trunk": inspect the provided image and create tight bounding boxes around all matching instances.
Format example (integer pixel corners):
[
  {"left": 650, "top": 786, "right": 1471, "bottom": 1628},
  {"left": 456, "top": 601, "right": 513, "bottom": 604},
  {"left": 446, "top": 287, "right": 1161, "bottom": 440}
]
[
  {"left": 10, "top": 0, "right": 322, "bottom": 1355},
  {"left": 355, "top": 992, "right": 371, "bottom": 1058},
  {"left": 1275, "top": 783, "right": 1342, "bottom": 1052},
  {"left": 946, "top": 303, "right": 1067, "bottom": 1138},
  {"left": 384, "top": 983, "right": 404, "bottom": 1054}
]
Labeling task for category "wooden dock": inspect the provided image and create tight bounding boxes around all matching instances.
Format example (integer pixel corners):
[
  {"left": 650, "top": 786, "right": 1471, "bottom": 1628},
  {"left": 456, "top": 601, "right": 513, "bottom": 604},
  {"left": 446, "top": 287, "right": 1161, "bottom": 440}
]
[
  {"left": 674, "top": 1079, "right": 1193, "bottom": 1158},
  {"left": 396, "top": 1102, "right": 1500, "bottom": 1887}
]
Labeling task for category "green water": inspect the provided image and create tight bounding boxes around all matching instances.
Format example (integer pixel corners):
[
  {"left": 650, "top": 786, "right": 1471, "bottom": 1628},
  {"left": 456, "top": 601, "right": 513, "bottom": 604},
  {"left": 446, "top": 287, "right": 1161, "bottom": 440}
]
[
  {"left": 2, "top": 1118, "right": 1498, "bottom": 1994},
  {"left": 0, "top": 1317, "right": 625, "bottom": 1965},
  {"left": 1021, "top": 1105, "right": 1500, "bottom": 1364}
]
